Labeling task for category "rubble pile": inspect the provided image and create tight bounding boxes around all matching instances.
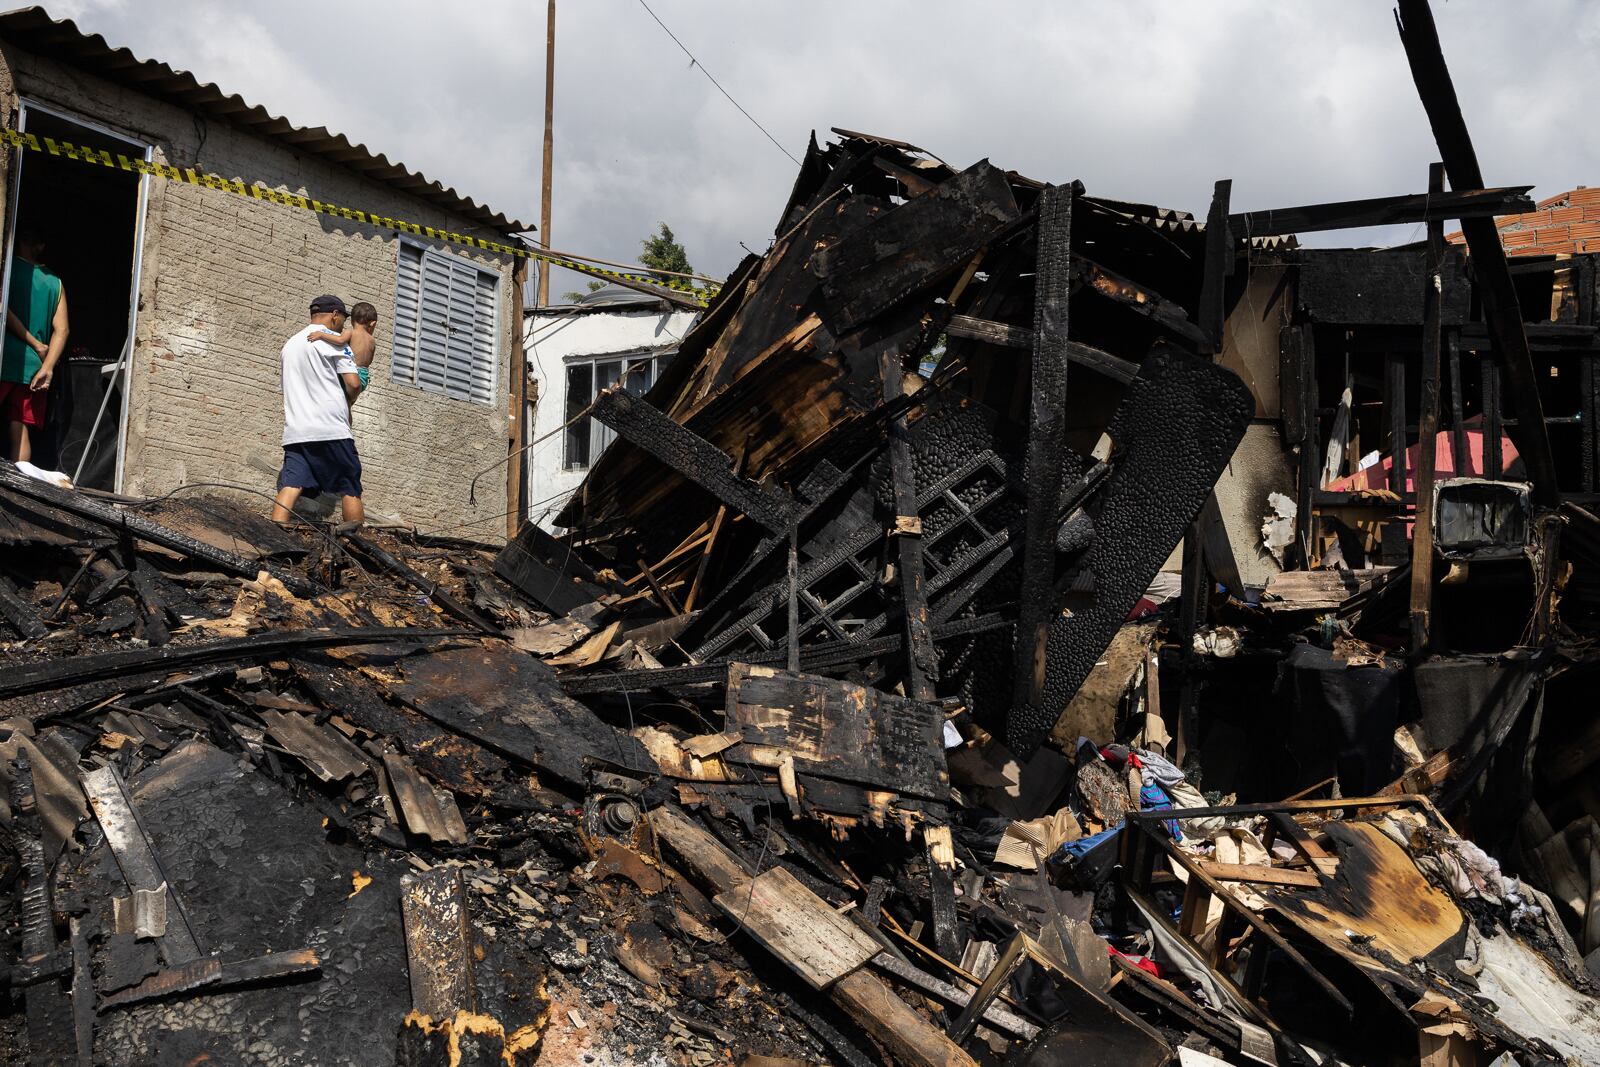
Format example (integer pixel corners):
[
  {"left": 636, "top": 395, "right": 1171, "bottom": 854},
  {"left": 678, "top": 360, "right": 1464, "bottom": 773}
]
[{"left": 6, "top": 2, "right": 1600, "bottom": 1064}]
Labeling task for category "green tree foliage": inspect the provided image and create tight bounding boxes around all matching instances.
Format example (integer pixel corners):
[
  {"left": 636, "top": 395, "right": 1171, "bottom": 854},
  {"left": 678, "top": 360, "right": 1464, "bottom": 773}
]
[
  {"left": 639, "top": 222, "right": 693, "bottom": 280},
  {"left": 561, "top": 223, "right": 694, "bottom": 301},
  {"left": 562, "top": 279, "right": 606, "bottom": 303}
]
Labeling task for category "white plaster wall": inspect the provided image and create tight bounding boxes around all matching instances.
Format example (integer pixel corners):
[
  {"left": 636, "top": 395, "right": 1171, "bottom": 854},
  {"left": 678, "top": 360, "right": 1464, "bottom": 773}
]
[{"left": 524, "top": 305, "right": 698, "bottom": 529}]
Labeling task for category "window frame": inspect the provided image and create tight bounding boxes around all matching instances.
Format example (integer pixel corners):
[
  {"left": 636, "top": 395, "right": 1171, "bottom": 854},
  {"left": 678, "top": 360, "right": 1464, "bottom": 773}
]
[
  {"left": 561, "top": 348, "right": 672, "bottom": 472},
  {"left": 390, "top": 238, "right": 500, "bottom": 406}
]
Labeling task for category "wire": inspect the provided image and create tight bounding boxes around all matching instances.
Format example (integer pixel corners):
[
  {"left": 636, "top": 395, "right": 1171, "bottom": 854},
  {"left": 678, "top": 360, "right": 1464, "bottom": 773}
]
[{"left": 634, "top": 0, "right": 801, "bottom": 167}]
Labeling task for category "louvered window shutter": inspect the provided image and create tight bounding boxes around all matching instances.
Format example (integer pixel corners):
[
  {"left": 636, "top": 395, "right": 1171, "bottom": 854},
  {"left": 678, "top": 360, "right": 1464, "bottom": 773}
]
[{"left": 390, "top": 242, "right": 498, "bottom": 406}]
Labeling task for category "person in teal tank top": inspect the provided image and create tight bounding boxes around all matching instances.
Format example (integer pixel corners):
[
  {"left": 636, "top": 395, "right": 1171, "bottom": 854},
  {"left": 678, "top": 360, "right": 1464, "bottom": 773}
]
[{"left": 1, "top": 230, "right": 69, "bottom": 463}]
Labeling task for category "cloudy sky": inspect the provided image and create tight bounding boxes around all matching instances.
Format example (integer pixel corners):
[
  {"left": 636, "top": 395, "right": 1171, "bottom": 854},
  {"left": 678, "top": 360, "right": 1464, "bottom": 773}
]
[{"left": 46, "top": 1, "right": 1600, "bottom": 293}]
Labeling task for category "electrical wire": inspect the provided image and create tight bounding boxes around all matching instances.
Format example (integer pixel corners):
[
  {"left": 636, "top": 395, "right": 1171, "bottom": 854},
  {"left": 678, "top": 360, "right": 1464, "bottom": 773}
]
[{"left": 634, "top": 0, "right": 801, "bottom": 167}]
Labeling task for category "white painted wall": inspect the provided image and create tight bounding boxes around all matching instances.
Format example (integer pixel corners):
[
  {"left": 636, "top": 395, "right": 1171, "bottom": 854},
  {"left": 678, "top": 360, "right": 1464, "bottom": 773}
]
[{"left": 523, "top": 302, "right": 699, "bottom": 530}]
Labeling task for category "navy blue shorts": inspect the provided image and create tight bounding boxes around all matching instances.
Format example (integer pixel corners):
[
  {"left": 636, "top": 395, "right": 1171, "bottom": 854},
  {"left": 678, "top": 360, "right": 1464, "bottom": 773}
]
[{"left": 277, "top": 439, "right": 362, "bottom": 499}]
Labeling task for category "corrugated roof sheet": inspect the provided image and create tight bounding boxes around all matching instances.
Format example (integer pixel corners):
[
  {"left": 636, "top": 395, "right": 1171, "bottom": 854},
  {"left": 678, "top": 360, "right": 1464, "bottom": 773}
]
[{"left": 0, "top": 6, "right": 528, "bottom": 235}]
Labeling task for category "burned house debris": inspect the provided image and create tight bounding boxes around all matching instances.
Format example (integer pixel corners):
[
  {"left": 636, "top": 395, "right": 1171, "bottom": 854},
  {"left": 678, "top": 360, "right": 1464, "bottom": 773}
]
[{"left": 6, "top": 2, "right": 1600, "bottom": 1064}]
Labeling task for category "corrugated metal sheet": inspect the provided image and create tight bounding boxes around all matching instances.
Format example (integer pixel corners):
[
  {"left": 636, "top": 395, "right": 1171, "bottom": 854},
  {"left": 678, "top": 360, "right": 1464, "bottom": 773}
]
[{"left": 0, "top": 6, "right": 528, "bottom": 235}]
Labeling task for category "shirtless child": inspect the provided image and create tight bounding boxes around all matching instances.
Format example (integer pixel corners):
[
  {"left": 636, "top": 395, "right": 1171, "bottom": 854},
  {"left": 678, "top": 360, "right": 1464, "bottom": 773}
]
[{"left": 306, "top": 301, "right": 378, "bottom": 399}]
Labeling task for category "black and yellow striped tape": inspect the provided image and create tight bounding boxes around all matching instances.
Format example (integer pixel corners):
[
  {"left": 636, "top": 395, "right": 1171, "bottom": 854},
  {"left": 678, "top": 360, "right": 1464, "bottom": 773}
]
[{"left": 0, "top": 126, "right": 716, "bottom": 306}]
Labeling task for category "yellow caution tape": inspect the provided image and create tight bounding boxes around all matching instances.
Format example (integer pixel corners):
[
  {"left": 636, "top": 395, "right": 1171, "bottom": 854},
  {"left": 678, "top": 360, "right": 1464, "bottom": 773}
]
[{"left": 0, "top": 127, "right": 716, "bottom": 305}]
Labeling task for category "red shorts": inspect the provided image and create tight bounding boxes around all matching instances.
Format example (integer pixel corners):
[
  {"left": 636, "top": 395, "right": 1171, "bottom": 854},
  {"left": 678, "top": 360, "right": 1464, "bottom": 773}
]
[{"left": 0, "top": 381, "right": 46, "bottom": 427}]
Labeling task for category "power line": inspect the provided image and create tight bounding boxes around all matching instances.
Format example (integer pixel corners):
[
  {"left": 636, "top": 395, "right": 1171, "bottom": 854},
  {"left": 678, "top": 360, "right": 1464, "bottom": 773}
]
[{"left": 635, "top": 0, "right": 802, "bottom": 167}]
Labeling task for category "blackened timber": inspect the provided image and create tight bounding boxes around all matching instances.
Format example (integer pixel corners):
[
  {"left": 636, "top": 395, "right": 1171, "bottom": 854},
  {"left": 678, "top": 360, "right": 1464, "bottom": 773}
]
[
  {"left": 0, "top": 462, "right": 320, "bottom": 597},
  {"left": 344, "top": 532, "right": 503, "bottom": 636},
  {"left": 1230, "top": 185, "right": 1534, "bottom": 236},
  {"left": 0, "top": 626, "right": 468, "bottom": 700},
  {"left": 1198, "top": 179, "right": 1233, "bottom": 353},
  {"left": 0, "top": 572, "right": 48, "bottom": 638},
  {"left": 1013, "top": 184, "right": 1075, "bottom": 720},
  {"left": 881, "top": 350, "right": 937, "bottom": 700},
  {"left": 1288, "top": 325, "right": 1319, "bottom": 566},
  {"left": 1449, "top": 335, "right": 1469, "bottom": 478},
  {"left": 1075, "top": 257, "right": 1208, "bottom": 347},
  {"left": 1385, "top": 356, "right": 1408, "bottom": 494},
  {"left": 1482, "top": 356, "right": 1503, "bottom": 477},
  {"left": 589, "top": 388, "right": 795, "bottom": 535},
  {"left": 1410, "top": 163, "right": 1447, "bottom": 652},
  {"left": 376, "top": 641, "right": 655, "bottom": 785},
  {"left": 944, "top": 314, "right": 1139, "bottom": 383},
  {"left": 561, "top": 613, "right": 1010, "bottom": 696},
  {"left": 1395, "top": 0, "right": 1559, "bottom": 505},
  {"left": 815, "top": 159, "right": 1023, "bottom": 332}
]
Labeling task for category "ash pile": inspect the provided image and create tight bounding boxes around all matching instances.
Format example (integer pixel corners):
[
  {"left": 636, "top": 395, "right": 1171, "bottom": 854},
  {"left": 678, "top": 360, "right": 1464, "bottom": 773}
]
[{"left": 7, "top": 3, "right": 1600, "bottom": 1065}]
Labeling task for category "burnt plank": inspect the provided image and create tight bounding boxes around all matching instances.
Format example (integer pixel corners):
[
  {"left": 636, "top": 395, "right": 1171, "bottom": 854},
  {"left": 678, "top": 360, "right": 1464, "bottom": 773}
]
[
  {"left": 0, "top": 461, "right": 319, "bottom": 596},
  {"left": 816, "top": 159, "right": 1022, "bottom": 332},
  {"left": 376, "top": 640, "right": 654, "bottom": 785},
  {"left": 0, "top": 626, "right": 467, "bottom": 700},
  {"left": 589, "top": 388, "right": 794, "bottom": 535},
  {"left": 725, "top": 662, "right": 948, "bottom": 799},
  {"left": 292, "top": 651, "right": 540, "bottom": 807},
  {"left": 1395, "top": 0, "right": 1558, "bottom": 505},
  {"left": 494, "top": 532, "right": 611, "bottom": 617},
  {"left": 1231, "top": 185, "right": 1535, "bottom": 236},
  {"left": 1013, "top": 184, "right": 1075, "bottom": 719},
  {"left": 1298, "top": 249, "right": 1470, "bottom": 325}
]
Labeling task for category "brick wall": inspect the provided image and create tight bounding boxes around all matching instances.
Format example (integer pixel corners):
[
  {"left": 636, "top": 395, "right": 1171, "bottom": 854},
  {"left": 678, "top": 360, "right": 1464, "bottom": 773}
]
[
  {"left": 1447, "top": 187, "right": 1600, "bottom": 257},
  {"left": 1, "top": 44, "right": 517, "bottom": 540}
]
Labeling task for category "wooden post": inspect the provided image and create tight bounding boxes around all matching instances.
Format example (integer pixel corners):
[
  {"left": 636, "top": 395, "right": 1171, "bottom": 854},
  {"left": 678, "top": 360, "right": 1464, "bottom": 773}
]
[
  {"left": 1385, "top": 356, "right": 1408, "bottom": 495},
  {"left": 1396, "top": 0, "right": 1559, "bottom": 506},
  {"left": 1198, "top": 179, "right": 1234, "bottom": 354},
  {"left": 1010, "top": 185, "right": 1073, "bottom": 748},
  {"left": 880, "top": 350, "right": 937, "bottom": 703},
  {"left": 1409, "top": 162, "right": 1446, "bottom": 653},
  {"left": 1447, "top": 334, "right": 1468, "bottom": 477},
  {"left": 506, "top": 250, "right": 528, "bottom": 538},
  {"left": 536, "top": 0, "right": 556, "bottom": 308}
]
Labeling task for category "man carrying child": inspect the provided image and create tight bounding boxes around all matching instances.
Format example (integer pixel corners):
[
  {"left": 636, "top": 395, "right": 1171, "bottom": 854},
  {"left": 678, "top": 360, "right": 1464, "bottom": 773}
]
[{"left": 270, "top": 296, "right": 379, "bottom": 525}]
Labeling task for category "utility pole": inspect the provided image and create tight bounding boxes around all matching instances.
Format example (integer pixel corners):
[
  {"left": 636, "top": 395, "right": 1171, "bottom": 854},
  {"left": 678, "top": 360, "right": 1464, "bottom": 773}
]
[{"left": 537, "top": 0, "right": 555, "bottom": 307}]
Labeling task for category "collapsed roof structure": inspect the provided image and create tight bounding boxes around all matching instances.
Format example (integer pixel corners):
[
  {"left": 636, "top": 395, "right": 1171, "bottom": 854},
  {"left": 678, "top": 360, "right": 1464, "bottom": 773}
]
[{"left": 4, "top": 1, "right": 1600, "bottom": 1064}]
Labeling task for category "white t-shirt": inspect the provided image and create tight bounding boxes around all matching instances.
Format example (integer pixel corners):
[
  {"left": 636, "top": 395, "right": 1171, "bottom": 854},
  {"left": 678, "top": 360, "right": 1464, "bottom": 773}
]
[{"left": 280, "top": 323, "right": 358, "bottom": 445}]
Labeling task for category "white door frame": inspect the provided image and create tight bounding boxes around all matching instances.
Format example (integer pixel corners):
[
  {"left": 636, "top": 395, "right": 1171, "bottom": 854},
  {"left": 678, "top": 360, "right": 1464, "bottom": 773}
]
[{"left": 2, "top": 98, "right": 151, "bottom": 489}]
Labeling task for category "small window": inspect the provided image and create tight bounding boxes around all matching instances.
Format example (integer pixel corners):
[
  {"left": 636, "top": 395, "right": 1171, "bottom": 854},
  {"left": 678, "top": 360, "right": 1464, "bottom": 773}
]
[
  {"left": 562, "top": 351, "right": 669, "bottom": 471},
  {"left": 392, "top": 242, "right": 498, "bottom": 404}
]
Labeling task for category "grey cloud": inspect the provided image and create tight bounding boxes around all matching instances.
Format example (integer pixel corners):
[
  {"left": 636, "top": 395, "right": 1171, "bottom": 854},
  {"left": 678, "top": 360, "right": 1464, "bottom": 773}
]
[{"left": 45, "top": 1, "right": 1600, "bottom": 289}]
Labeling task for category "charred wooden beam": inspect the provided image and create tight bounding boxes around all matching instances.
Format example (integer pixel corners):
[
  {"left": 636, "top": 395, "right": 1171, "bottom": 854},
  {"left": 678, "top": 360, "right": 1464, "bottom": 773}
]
[
  {"left": 1231, "top": 185, "right": 1535, "bottom": 237},
  {"left": 0, "top": 572, "right": 48, "bottom": 639},
  {"left": 589, "top": 388, "right": 795, "bottom": 535},
  {"left": 880, "top": 351, "right": 938, "bottom": 701},
  {"left": 1410, "top": 163, "right": 1447, "bottom": 651},
  {"left": 1198, "top": 179, "right": 1234, "bottom": 353},
  {"left": 0, "top": 626, "right": 467, "bottom": 700},
  {"left": 0, "top": 463, "right": 321, "bottom": 597},
  {"left": 1014, "top": 184, "right": 1076, "bottom": 720},
  {"left": 944, "top": 315, "right": 1139, "bottom": 383},
  {"left": 560, "top": 612, "right": 1009, "bottom": 696},
  {"left": 1395, "top": 0, "right": 1558, "bottom": 505},
  {"left": 1074, "top": 257, "right": 1208, "bottom": 347},
  {"left": 342, "top": 531, "right": 502, "bottom": 636},
  {"left": 651, "top": 806, "right": 980, "bottom": 1067}
]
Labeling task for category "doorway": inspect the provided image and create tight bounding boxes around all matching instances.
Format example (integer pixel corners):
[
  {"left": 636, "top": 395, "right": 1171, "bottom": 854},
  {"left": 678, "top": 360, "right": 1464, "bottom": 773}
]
[{"left": 2, "top": 102, "right": 147, "bottom": 489}]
